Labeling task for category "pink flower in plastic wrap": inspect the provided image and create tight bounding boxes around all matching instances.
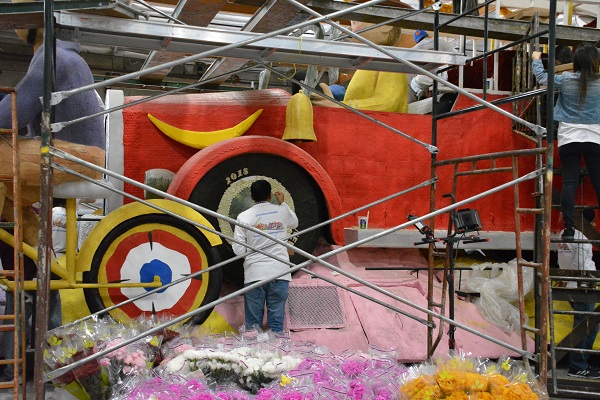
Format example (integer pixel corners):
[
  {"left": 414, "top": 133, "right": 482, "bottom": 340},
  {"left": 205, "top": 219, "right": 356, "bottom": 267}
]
[
  {"left": 189, "top": 394, "right": 214, "bottom": 400},
  {"left": 174, "top": 343, "right": 195, "bottom": 354},
  {"left": 341, "top": 360, "right": 368, "bottom": 377},
  {"left": 281, "top": 392, "right": 303, "bottom": 400},
  {"left": 374, "top": 390, "right": 393, "bottom": 400},
  {"left": 187, "top": 379, "right": 206, "bottom": 391},
  {"left": 255, "top": 388, "right": 276, "bottom": 400},
  {"left": 100, "top": 357, "right": 111, "bottom": 367},
  {"left": 349, "top": 379, "right": 366, "bottom": 400}
]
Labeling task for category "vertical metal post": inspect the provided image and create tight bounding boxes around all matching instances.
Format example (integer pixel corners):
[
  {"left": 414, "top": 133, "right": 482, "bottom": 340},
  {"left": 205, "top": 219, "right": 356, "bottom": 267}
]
[
  {"left": 537, "top": 0, "right": 557, "bottom": 383},
  {"left": 427, "top": 7, "right": 441, "bottom": 358},
  {"left": 34, "top": 0, "right": 55, "bottom": 398},
  {"left": 9, "top": 88, "right": 26, "bottom": 400},
  {"left": 482, "top": 0, "right": 489, "bottom": 98}
]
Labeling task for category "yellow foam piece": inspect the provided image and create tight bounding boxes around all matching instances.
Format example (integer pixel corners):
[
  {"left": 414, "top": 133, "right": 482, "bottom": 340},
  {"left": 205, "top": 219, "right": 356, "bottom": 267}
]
[
  {"left": 60, "top": 286, "right": 234, "bottom": 334},
  {"left": 526, "top": 293, "right": 600, "bottom": 349}
]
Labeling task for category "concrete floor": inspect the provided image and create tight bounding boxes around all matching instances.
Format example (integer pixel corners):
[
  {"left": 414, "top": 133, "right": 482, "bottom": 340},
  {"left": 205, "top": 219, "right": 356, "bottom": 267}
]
[{"left": 0, "top": 383, "right": 66, "bottom": 400}]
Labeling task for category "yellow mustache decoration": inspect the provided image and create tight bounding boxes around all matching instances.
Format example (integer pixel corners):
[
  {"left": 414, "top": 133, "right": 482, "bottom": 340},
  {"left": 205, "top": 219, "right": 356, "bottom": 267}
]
[{"left": 148, "top": 109, "right": 263, "bottom": 149}]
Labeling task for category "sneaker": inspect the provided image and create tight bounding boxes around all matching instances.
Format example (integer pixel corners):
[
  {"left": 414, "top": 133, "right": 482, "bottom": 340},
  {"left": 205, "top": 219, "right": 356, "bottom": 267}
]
[
  {"left": 562, "top": 227, "right": 575, "bottom": 241},
  {"left": 567, "top": 366, "right": 600, "bottom": 379}
]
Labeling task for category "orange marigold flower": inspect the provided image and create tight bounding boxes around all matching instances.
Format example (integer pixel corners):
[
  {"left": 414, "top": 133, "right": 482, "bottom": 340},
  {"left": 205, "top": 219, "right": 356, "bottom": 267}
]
[
  {"left": 400, "top": 376, "right": 435, "bottom": 398},
  {"left": 470, "top": 392, "right": 494, "bottom": 400},
  {"left": 411, "top": 384, "right": 444, "bottom": 400},
  {"left": 505, "top": 382, "right": 539, "bottom": 400},
  {"left": 463, "top": 372, "right": 488, "bottom": 392},
  {"left": 445, "top": 391, "right": 469, "bottom": 400},
  {"left": 487, "top": 373, "right": 510, "bottom": 389},
  {"left": 435, "top": 370, "right": 466, "bottom": 393}
]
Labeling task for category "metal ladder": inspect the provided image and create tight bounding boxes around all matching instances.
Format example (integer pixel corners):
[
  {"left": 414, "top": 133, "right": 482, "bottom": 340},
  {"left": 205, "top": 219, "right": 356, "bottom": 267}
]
[
  {"left": 0, "top": 87, "right": 27, "bottom": 399},
  {"left": 512, "top": 147, "right": 550, "bottom": 381},
  {"left": 427, "top": 148, "right": 549, "bottom": 373},
  {"left": 548, "top": 268, "right": 600, "bottom": 397}
]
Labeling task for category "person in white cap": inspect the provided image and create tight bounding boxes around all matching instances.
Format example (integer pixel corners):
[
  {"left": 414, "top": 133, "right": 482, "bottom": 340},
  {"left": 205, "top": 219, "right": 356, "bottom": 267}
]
[{"left": 409, "top": 29, "right": 458, "bottom": 102}]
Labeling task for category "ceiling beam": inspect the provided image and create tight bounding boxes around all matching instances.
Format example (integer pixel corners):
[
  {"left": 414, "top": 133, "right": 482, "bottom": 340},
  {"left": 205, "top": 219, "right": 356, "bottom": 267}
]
[
  {"left": 306, "top": 0, "right": 600, "bottom": 45},
  {"left": 139, "top": 0, "right": 228, "bottom": 81}
]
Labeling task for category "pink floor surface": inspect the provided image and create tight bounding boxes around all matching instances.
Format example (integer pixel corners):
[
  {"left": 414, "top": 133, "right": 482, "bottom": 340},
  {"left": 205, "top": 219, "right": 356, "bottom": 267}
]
[{"left": 213, "top": 245, "right": 533, "bottom": 363}]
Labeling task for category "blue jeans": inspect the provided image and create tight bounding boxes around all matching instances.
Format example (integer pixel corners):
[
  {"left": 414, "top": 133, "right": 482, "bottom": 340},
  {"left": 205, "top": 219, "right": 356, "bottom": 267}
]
[
  {"left": 558, "top": 142, "right": 600, "bottom": 229},
  {"left": 244, "top": 280, "right": 289, "bottom": 332},
  {"left": 569, "top": 301, "right": 600, "bottom": 371}
]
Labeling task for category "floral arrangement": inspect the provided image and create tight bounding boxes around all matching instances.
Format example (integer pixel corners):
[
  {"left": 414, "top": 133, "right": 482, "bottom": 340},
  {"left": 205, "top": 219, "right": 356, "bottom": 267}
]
[
  {"left": 164, "top": 346, "right": 302, "bottom": 393},
  {"left": 43, "top": 315, "right": 169, "bottom": 399},
  {"left": 43, "top": 319, "right": 107, "bottom": 400},
  {"left": 399, "top": 354, "right": 548, "bottom": 400},
  {"left": 45, "top": 319, "right": 550, "bottom": 400},
  {"left": 111, "top": 333, "right": 406, "bottom": 399},
  {"left": 100, "top": 337, "right": 156, "bottom": 389}
]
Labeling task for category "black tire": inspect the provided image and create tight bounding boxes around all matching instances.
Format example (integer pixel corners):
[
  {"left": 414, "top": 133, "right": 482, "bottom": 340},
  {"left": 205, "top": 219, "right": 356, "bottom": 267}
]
[
  {"left": 83, "top": 214, "right": 222, "bottom": 325},
  {"left": 187, "top": 153, "right": 327, "bottom": 284}
]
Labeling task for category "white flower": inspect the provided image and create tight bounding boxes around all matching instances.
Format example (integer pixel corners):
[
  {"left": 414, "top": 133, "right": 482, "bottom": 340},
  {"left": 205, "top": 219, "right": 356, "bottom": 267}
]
[{"left": 165, "top": 355, "right": 187, "bottom": 374}]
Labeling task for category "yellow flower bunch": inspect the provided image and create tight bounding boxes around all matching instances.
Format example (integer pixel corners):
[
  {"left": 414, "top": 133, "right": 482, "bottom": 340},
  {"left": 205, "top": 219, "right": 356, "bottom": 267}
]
[
  {"left": 486, "top": 372, "right": 510, "bottom": 389},
  {"left": 445, "top": 392, "right": 469, "bottom": 400},
  {"left": 490, "top": 382, "right": 539, "bottom": 400},
  {"left": 401, "top": 375, "right": 436, "bottom": 398},
  {"left": 470, "top": 392, "right": 494, "bottom": 400},
  {"left": 400, "top": 372, "right": 539, "bottom": 400},
  {"left": 435, "top": 370, "right": 465, "bottom": 393}
]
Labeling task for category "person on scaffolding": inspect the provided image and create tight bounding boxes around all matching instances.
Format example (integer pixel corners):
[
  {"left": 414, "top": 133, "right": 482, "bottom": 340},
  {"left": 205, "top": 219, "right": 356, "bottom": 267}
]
[
  {"left": 409, "top": 29, "right": 458, "bottom": 102},
  {"left": 532, "top": 43, "right": 600, "bottom": 241},
  {"left": 311, "top": 3, "right": 410, "bottom": 114},
  {"left": 557, "top": 208, "right": 600, "bottom": 379},
  {"left": 0, "top": 2, "right": 105, "bottom": 382}
]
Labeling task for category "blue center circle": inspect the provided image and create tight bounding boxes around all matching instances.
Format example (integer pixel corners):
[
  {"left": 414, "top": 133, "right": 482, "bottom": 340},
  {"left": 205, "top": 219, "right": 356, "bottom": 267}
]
[{"left": 140, "top": 259, "right": 172, "bottom": 293}]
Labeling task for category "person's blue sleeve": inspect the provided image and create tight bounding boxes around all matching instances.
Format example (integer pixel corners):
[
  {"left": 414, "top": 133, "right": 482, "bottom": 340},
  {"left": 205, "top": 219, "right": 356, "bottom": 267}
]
[
  {"left": 329, "top": 84, "right": 346, "bottom": 101},
  {"left": 532, "top": 59, "right": 564, "bottom": 89},
  {"left": 0, "top": 57, "right": 44, "bottom": 132}
]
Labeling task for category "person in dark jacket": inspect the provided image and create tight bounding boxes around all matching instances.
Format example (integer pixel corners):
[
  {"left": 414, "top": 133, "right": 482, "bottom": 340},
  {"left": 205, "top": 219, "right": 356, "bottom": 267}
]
[{"left": 0, "top": 26, "right": 104, "bottom": 383}]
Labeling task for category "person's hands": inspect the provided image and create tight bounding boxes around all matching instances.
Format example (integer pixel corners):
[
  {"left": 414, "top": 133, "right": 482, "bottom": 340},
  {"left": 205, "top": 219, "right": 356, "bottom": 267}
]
[
  {"left": 532, "top": 51, "right": 542, "bottom": 60},
  {"left": 311, "top": 83, "right": 341, "bottom": 108},
  {"left": 274, "top": 191, "right": 284, "bottom": 205},
  {"left": 318, "top": 83, "right": 334, "bottom": 98}
]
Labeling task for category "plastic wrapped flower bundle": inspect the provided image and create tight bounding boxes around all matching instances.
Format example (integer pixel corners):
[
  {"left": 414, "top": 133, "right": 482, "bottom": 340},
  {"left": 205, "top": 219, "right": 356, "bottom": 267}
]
[
  {"left": 43, "top": 318, "right": 113, "bottom": 400},
  {"left": 43, "top": 315, "right": 167, "bottom": 399},
  {"left": 151, "top": 331, "right": 406, "bottom": 398},
  {"left": 112, "top": 372, "right": 225, "bottom": 400},
  {"left": 399, "top": 353, "right": 548, "bottom": 400},
  {"left": 250, "top": 346, "right": 406, "bottom": 399},
  {"left": 162, "top": 343, "right": 303, "bottom": 393}
]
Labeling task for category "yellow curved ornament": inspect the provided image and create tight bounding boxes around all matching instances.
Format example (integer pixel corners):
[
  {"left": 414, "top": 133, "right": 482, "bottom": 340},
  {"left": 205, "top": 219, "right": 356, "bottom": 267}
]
[{"left": 148, "top": 109, "right": 263, "bottom": 149}]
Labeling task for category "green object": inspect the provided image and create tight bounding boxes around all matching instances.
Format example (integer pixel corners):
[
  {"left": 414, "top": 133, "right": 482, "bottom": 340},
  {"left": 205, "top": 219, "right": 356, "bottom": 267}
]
[{"left": 144, "top": 169, "right": 175, "bottom": 200}]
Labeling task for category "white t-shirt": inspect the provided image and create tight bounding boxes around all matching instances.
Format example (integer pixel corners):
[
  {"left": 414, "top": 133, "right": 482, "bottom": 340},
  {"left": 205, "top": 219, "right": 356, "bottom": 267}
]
[
  {"left": 52, "top": 206, "right": 68, "bottom": 255},
  {"left": 557, "top": 228, "right": 596, "bottom": 288},
  {"left": 557, "top": 122, "right": 600, "bottom": 148},
  {"left": 231, "top": 201, "right": 299, "bottom": 284}
]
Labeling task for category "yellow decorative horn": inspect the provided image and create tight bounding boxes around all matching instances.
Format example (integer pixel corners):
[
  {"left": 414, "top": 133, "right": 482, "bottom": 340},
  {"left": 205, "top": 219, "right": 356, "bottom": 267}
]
[{"left": 282, "top": 93, "right": 317, "bottom": 143}]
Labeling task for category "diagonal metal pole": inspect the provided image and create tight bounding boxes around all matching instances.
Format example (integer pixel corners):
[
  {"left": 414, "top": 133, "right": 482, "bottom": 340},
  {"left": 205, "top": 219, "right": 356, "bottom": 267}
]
[
  {"left": 49, "top": 0, "right": 391, "bottom": 105},
  {"left": 51, "top": 64, "right": 258, "bottom": 132},
  {"left": 51, "top": 158, "right": 437, "bottom": 325},
  {"left": 46, "top": 170, "right": 544, "bottom": 383},
  {"left": 260, "top": 63, "right": 438, "bottom": 153},
  {"left": 284, "top": 0, "right": 545, "bottom": 136}
]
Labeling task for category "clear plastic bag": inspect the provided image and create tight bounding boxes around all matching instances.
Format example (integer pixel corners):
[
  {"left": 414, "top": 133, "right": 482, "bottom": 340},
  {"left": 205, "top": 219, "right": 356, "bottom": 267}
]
[{"left": 464, "top": 259, "right": 534, "bottom": 333}]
